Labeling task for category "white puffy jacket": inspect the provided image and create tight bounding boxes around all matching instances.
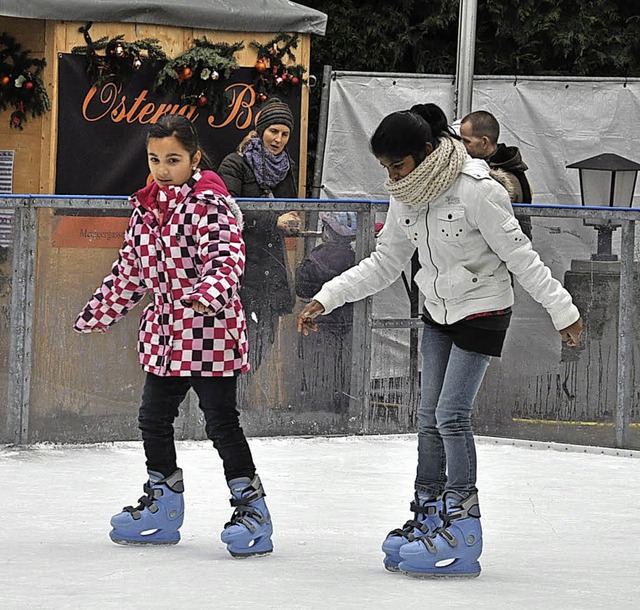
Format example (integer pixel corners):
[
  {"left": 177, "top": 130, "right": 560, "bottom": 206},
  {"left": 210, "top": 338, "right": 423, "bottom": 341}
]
[{"left": 314, "top": 158, "right": 580, "bottom": 331}]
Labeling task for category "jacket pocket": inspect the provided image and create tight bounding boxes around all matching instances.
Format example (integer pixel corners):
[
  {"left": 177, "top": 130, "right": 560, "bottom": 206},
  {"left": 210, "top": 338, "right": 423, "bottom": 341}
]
[
  {"left": 436, "top": 208, "right": 466, "bottom": 242},
  {"left": 220, "top": 306, "right": 247, "bottom": 359},
  {"left": 397, "top": 209, "right": 422, "bottom": 241},
  {"left": 447, "top": 264, "right": 510, "bottom": 300}
]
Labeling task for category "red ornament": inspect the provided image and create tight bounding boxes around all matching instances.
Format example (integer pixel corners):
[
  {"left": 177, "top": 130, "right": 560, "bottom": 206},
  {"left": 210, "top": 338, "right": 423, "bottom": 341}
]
[
  {"left": 255, "top": 60, "right": 267, "bottom": 73},
  {"left": 0, "top": 75, "right": 10, "bottom": 86},
  {"left": 291, "top": 76, "right": 300, "bottom": 85},
  {"left": 182, "top": 66, "right": 193, "bottom": 79},
  {"left": 258, "top": 93, "right": 268, "bottom": 102},
  {"left": 24, "top": 81, "right": 34, "bottom": 91},
  {"left": 197, "top": 95, "right": 208, "bottom": 107}
]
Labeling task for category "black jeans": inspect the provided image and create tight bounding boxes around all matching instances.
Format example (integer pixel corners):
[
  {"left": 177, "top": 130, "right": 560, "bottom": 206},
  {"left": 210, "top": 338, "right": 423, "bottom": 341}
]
[{"left": 138, "top": 373, "right": 256, "bottom": 482}]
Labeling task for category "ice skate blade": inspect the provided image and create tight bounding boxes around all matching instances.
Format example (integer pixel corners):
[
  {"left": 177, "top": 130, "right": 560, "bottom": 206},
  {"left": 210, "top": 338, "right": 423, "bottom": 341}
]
[
  {"left": 401, "top": 569, "right": 481, "bottom": 579},
  {"left": 399, "top": 560, "right": 481, "bottom": 579},
  {"left": 228, "top": 547, "right": 273, "bottom": 558}
]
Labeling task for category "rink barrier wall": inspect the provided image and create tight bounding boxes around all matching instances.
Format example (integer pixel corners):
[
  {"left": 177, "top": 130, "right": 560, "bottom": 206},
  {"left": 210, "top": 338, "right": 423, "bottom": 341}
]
[
  {"left": 0, "top": 195, "right": 638, "bottom": 449},
  {"left": 476, "top": 435, "right": 640, "bottom": 459}
]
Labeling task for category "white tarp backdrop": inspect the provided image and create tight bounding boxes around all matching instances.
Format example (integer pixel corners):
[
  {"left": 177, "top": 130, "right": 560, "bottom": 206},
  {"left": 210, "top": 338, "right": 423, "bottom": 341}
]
[
  {"left": 319, "top": 72, "right": 640, "bottom": 383},
  {"left": 320, "top": 72, "right": 640, "bottom": 205}
]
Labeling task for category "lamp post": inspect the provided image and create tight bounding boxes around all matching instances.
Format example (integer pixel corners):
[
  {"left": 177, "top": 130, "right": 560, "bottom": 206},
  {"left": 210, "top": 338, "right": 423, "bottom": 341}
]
[
  {"left": 563, "top": 153, "right": 640, "bottom": 448},
  {"left": 567, "top": 153, "right": 640, "bottom": 261}
]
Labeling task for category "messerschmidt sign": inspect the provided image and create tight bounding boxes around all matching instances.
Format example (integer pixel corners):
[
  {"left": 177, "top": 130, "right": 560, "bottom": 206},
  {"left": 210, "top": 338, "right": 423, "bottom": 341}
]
[{"left": 55, "top": 54, "right": 301, "bottom": 197}]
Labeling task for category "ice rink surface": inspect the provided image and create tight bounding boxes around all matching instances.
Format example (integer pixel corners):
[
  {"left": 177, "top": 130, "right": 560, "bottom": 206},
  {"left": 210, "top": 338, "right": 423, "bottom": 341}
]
[{"left": 1, "top": 434, "right": 638, "bottom": 610}]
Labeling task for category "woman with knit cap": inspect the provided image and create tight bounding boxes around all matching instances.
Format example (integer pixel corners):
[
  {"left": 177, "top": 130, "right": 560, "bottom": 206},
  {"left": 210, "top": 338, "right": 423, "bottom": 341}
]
[
  {"left": 218, "top": 98, "right": 300, "bottom": 375},
  {"left": 297, "top": 108, "right": 583, "bottom": 578}
]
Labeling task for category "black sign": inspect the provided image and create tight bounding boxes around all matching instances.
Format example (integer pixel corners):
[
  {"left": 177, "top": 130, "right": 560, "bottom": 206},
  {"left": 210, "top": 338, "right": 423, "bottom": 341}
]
[{"left": 56, "top": 54, "right": 301, "bottom": 196}]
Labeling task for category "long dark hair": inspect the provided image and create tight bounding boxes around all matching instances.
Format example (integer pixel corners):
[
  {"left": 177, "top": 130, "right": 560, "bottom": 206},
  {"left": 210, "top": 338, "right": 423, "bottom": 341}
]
[
  {"left": 410, "top": 103, "right": 460, "bottom": 141},
  {"left": 146, "top": 114, "right": 214, "bottom": 170},
  {"left": 369, "top": 110, "right": 436, "bottom": 164}
]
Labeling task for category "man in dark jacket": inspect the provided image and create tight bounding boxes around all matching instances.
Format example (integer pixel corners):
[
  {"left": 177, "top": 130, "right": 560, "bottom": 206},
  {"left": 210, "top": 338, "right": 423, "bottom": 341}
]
[{"left": 459, "top": 110, "right": 533, "bottom": 240}]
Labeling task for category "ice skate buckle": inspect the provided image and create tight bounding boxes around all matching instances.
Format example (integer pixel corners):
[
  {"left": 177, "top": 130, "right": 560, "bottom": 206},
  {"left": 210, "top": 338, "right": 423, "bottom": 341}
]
[
  {"left": 122, "top": 484, "right": 163, "bottom": 520},
  {"left": 225, "top": 500, "right": 267, "bottom": 533}
]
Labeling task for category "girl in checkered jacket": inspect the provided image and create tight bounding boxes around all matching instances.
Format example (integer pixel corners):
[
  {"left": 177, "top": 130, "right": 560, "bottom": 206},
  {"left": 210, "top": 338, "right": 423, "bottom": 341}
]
[{"left": 74, "top": 114, "right": 273, "bottom": 557}]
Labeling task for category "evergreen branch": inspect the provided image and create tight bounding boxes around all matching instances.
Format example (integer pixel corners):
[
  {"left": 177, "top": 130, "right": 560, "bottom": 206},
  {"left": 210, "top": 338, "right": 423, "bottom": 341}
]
[{"left": 0, "top": 31, "right": 51, "bottom": 128}]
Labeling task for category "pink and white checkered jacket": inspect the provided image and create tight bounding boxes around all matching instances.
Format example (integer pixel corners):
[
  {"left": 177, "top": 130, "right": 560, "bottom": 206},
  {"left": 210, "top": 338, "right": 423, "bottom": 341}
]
[{"left": 74, "top": 170, "right": 249, "bottom": 377}]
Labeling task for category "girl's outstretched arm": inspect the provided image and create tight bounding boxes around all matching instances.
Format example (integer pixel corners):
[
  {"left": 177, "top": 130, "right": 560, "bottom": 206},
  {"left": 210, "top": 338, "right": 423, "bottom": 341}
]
[{"left": 74, "top": 221, "right": 147, "bottom": 333}]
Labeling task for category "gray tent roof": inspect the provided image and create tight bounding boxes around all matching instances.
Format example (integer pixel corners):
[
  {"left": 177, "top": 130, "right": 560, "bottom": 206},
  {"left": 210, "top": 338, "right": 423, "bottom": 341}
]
[{"left": 1, "top": 0, "right": 327, "bottom": 36}]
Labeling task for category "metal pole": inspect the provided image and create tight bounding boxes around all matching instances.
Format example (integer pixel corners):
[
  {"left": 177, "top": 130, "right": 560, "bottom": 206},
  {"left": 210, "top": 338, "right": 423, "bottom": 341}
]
[
  {"left": 350, "top": 206, "right": 375, "bottom": 433},
  {"left": 454, "top": 0, "right": 478, "bottom": 119},
  {"left": 6, "top": 199, "right": 37, "bottom": 445},
  {"left": 616, "top": 219, "right": 634, "bottom": 448},
  {"left": 311, "top": 65, "right": 333, "bottom": 200}
]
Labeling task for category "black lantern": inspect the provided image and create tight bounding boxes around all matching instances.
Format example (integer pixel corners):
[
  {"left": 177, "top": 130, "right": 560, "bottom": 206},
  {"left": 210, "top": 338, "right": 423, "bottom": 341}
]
[{"left": 567, "top": 153, "right": 640, "bottom": 261}]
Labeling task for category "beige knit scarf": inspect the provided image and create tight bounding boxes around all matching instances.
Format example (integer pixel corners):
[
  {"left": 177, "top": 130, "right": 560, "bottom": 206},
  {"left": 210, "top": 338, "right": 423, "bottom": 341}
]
[{"left": 385, "top": 135, "right": 468, "bottom": 207}]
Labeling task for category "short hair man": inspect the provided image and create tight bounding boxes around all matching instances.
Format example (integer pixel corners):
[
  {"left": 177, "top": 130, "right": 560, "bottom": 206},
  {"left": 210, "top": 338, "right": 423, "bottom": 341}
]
[{"left": 460, "top": 111, "right": 533, "bottom": 239}]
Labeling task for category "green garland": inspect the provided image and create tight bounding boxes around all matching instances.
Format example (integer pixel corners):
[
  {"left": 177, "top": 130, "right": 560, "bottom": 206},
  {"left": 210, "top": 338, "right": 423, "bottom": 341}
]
[
  {"left": 0, "top": 32, "right": 51, "bottom": 130},
  {"left": 153, "top": 38, "right": 244, "bottom": 116},
  {"left": 71, "top": 23, "right": 166, "bottom": 86},
  {"left": 1, "top": 26, "right": 303, "bottom": 132},
  {"left": 251, "top": 33, "right": 306, "bottom": 101}
]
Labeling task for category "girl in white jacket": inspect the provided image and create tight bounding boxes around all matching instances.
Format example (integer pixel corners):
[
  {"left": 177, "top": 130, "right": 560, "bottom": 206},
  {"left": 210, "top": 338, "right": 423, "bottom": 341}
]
[{"left": 297, "top": 109, "right": 583, "bottom": 578}]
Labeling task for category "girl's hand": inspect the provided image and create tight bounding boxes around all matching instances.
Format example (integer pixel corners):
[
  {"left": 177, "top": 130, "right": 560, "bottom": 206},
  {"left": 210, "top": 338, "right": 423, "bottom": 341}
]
[
  {"left": 277, "top": 211, "right": 301, "bottom": 234},
  {"left": 297, "top": 300, "right": 325, "bottom": 335},
  {"left": 190, "top": 301, "right": 212, "bottom": 314},
  {"left": 560, "top": 317, "right": 583, "bottom": 346},
  {"left": 182, "top": 299, "right": 212, "bottom": 314},
  {"left": 91, "top": 327, "right": 107, "bottom": 334}
]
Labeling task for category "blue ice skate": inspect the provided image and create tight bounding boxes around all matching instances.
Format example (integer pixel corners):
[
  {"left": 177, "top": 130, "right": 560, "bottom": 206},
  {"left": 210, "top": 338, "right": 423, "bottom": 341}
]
[
  {"left": 221, "top": 474, "right": 273, "bottom": 558},
  {"left": 381, "top": 493, "right": 442, "bottom": 572},
  {"left": 398, "top": 490, "right": 482, "bottom": 578},
  {"left": 109, "top": 469, "right": 184, "bottom": 545}
]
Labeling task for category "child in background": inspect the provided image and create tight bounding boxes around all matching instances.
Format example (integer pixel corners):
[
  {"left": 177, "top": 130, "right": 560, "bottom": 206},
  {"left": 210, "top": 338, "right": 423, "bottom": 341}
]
[
  {"left": 74, "top": 114, "right": 273, "bottom": 558},
  {"left": 295, "top": 212, "right": 357, "bottom": 333}
]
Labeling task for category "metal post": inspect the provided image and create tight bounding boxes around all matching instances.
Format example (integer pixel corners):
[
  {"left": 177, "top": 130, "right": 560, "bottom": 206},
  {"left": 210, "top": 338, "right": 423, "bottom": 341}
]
[
  {"left": 311, "top": 65, "right": 333, "bottom": 200},
  {"left": 350, "top": 206, "right": 375, "bottom": 432},
  {"left": 616, "top": 219, "right": 634, "bottom": 448},
  {"left": 593, "top": 225, "right": 617, "bottom": 261},
  {"left": 454, "top": 0, "right": 478, "bottom": 119},
  {"left": 6, "top": 199, "right": 37, "bottom": 445}
]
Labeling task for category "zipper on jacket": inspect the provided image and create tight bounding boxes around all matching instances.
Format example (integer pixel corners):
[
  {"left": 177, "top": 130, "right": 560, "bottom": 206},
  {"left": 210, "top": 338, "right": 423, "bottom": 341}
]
[{"left": 424, "top": 212, "right": 448, "bottom": 324}]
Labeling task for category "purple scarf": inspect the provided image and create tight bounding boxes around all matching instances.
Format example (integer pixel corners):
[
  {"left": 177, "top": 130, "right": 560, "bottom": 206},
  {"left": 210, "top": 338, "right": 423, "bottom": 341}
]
[{"left": 243, "top": 136, "right": 290, "bottom": 193}]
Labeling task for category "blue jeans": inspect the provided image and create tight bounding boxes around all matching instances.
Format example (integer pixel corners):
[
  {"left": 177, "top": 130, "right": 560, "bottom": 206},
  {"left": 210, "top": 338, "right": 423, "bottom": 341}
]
[{"left": 415, "top": 323, "right": 491, "bottom": 497}]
